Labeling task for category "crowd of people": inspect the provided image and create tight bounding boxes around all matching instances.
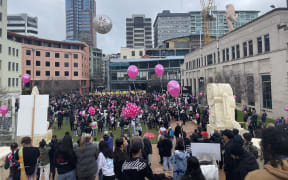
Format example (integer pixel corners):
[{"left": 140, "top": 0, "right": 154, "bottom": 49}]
[{"left": 3, "top": 92, "right": 288, "bottom": 180}]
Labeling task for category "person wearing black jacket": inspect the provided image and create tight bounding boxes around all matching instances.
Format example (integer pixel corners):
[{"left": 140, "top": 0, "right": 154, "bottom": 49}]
[
  {"left": 49, "top": 135, "right": 57, "bottom": 180},
  {"left": 174, "top": 123, "right": 181, "bottom": 140},
  {"left": 143, "top": 137, "right": 153, "bottom": 165},
  {"left": 222, "top": 129, "right": 234, "bottom": 180},
  {"left": 113, "top": 137, "right": 129, "bottom": 180},
  {"left": 161, "top": 134, "right": 173, "bottom": 172},
  {"left": 230, "top": 143, "right": 259, "bottom": 180},
  {"left": 55, "top": 135, "right": 77, "bottom": 179},
  {"left": 4, "top": 143, "right": 20, "bottom": 180},
  {"left": 119, "top": 137, "right": 166, "bottom": 180}
]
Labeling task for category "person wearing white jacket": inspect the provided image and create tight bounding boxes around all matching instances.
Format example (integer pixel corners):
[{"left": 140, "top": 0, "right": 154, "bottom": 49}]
[{"left": 97, "top": 141, "right": 115, "bottom": 180}]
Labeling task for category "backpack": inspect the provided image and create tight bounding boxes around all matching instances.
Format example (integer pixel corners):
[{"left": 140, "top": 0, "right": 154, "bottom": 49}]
[
  {"left": 7, "top": 152, "right": 19, "bottom": 167},
  {"left": 247, "top": 144, "right": 259, "bottom": 159}
]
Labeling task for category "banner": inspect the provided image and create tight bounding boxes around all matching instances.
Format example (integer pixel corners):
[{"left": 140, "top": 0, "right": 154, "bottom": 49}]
[{"left": 190, "top": 143, "right": 221, "bottom": 161}]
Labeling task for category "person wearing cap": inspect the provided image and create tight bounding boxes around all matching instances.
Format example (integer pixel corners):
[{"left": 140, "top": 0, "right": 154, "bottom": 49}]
[
  {"left": 229, "top": 143, "right": 259, "bottom": 180},
  {"left": 200, "top": 131, "right": 210, "bottom": 143},
  {"left": 222, "top": 129, "right": 234, "bottom": 180}
]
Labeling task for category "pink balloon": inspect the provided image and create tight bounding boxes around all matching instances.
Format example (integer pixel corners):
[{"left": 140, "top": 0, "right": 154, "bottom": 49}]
[
  {"left": 284, "top": 107, "right": 288, "bottom": 112},
  {"left": 167, "top": 80, "right": 180, "bottom": 98},
  {"left": 21, "top": 74, "right": 31, "bottom": 84},
  {"left": 88, "top": 107, "right": 95, "bottom": 115},
  {"left": 127, "top": 65, "right": 138, "bottom": 79},
  {"left": 0, "top": 105, "right": 8, "bottom": 116},
  {"left": 155, "top": 64, "right": 164, "bottom": 77},
  {"left": 199, "top": 92, "right": 203, "bottom": 97},
  {"left": 196, "top": 113, "right": 200, "bottom": 119},
  {"left": 233, "top": 95, "right": 236, "bottom": 99}
]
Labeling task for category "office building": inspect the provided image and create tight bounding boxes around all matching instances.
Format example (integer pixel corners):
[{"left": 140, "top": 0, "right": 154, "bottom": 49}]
[
  {"left": 8, "top": 32, "right": 90, "bottom": 95},
  {"left": 109, "top": 56, "right": 183, "bottom": 91},
  {"left": 66, "top": 0, "right": 96, "bottom": 47},
  {"left": 182, "top": 8, "right": 288, "bottom": 119},
  {"left": 90, "top": 48, "right": 104, "bottom": 90},
  {"left": 154, "top": 10, "right": 191, "bottom": 48},
  {"left": 153, "top": 10, "right": 259, "bottom": 48},
  {"left": 0, "top": 0, "right": 22, "bottom": 143},
  {"left": 126, "top": 15, "right": 153, "bottom": 48},
  {"left": 7, "top": 13, "right": 38, "bottom": 36}
]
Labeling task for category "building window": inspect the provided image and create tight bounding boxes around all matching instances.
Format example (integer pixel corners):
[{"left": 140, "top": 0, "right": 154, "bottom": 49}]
[
  {"left": 247, "top": 76, "right": 255, "bottom": 106},
  {"left": 74, "top": 71, "right": 78, "bottom": 76},
  {"left": 64, "top": 62, "right": 69, "bottom": 67},
  {"left": 12, "top": 48, "right": 15, "bottom": 56},
  {"left": 45, "top": 52, "right": 50, "bottom": 57},
  {"left": 55, "top": 71, "right": 60, "bottom": 76},
  {"left": 0, "top": 12, "right": 2, "bottom": 22},
  {"left": 64, "top": 53, "right": 69, "bottom": 58},
  {"left": 26, "top": 70, "right": 31, "bottom": 75},
  {"left": 16, "top": 78, "right": 18, "bottom": 86},
  {"left": 257, "top": 37, "right": 262, "bottom": 54},
  {"left": 139, "top": 51, "right": 143, "bottom": 56},
  {"left": 248, "top": 40, "right": 253, "bottom": 56},
  {"left": 232, "top": 46, "right": 235, "bottom": 60},
  {"left": 12, "top": 78, "right": 15, "bottom": 86},
  {"left": 16, "top": 63, "right": 18, "bottom": 71},
  {"left": 36, "top": 71, "right": 41, "bottom": 76},
  {"left": 217, "top": 51, "right": 220, "bottom": 63},
  {"left": 8, "top": 47, "right": 11, "bottom": 55},
  {"left": 36, "top": 51, "right": 41, "bottom": 56},
  {"left": 226, "top": 48, "right": 229, "bottom": 61},
  {"left": 74, "top": 63, "right": 78, "bottom": 67},
  {"left": 73, "top": 54, "right": 78, "bottom": 59},
  {"left": 55, "top": 62, "right": 60, "bottom": 67},
  {"left": 207, "top": 54, "right": 213, "bottom": 65},
  {"left": 45, "top": 61, "right": 50, "bottom": 67},
  {"left": 26, "top": 50, "right": 31, "bottom": 55},
  {"left": 264, "top": 34, "right": 270, "bottom": 52},
  {"left": 45, "top": 71, "right": 50, "bottom": 76},
  {"left": 26, "top": 60, "right": 31, "bottom": 66},
  {"left": 222, "top": 49, "right": 225, "bottom": 62},
  {"left": 0, "top": 28, "right": 2, "bottom": 38},
  {"left": 8, "top": 78, "right": 11, "bottom": 87},
  {"left": 36, "top": 61, "right": 41, "bottom": 66},
  {"left": 262, "top": 75, "right": 272, "bottom": 109},
  {"left": 243, "top": 42, "right": 247, "bottom": 57},
  {"left": 55, "top": 53, "right": 60, "bottom": 58},
  {"left": 131, "top": 51, "right": 135, "bottom": 56},
  {"left": 236, "top": 44, "right": 240, "bottom": 59},
  {"left": 8, "top": 62, "right": 11, "bottom": 71},
  {"left": 0, "top": 44, "right": 2, "bottom": 54},
  {"left": 16, "top": 49, "right": 18, "bottom": 56},
  {"left": 64, "top": 71, "right": 69, "bottom": 76},
  {"left": 12, "top": 63, "right": 15, "bottom": 71}
]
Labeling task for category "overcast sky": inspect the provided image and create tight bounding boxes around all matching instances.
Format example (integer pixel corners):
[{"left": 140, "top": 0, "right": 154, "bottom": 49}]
[{"left": 8, "top": 0, "right": 287, "bottom": 54}]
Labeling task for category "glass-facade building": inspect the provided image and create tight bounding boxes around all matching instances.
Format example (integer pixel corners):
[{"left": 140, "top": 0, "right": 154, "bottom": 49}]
[
  {"left": 154, "top": 10, "right": 259, "bottom": 48},
  {"left": 109, "top": 56, "right": 183, "bottom": 91},
  {"left": 66, "top": 0, "right": 96, "bottom": 47}
]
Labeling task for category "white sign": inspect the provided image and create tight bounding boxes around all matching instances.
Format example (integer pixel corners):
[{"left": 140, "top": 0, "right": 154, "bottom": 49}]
[
  {"left": 191, "top": 143, "right": 221, "bottom": 161},
  {"left": 16, "top": 95, "right": 49, "bottom": 136}
]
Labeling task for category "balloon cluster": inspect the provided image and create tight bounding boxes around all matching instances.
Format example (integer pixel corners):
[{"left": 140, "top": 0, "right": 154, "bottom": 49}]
[
  {"left": 167, "top": 80, "right": 180, "bottom": 97},
  {"left": 122, "top": 101, "right": 140, "bottom": 119},
  {"left": 0, "top": 105, "right": 8, "bottom": 116},
  {"left": 88, "top": 106, "right": 95, "bottom": 115}
]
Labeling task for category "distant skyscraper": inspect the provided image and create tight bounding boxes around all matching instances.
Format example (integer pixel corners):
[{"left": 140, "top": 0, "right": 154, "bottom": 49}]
[
  {"left": 7, "top": 13, "right": 38, "bottom": 36},
  {"left": 154, "top": 10, "right": 259, "bottom": 48},
  {"left": 126, "top": 15, "right": 153, "bottom": 48},
  {"left": 65, "top": 0, "right": 96, "bottom": 47}
]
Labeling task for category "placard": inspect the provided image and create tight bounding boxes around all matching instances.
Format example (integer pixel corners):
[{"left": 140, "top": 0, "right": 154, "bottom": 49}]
[{"left": 191, "top": 143, "right": 221, "bottom": 161}]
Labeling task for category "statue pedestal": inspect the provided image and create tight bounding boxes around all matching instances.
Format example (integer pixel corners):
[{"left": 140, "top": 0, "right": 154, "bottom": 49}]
[{"left": 207, "top": 123, "right": 247, "bottom": 136}]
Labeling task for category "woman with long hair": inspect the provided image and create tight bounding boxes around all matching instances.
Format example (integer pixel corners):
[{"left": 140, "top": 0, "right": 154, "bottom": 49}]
[
  {"left": 113, "top": 137, "right": 129, "bottom": 180},
  {"left": 55, "top": 135, "right": 77, "bottom": 180},
  {"left": 75, "top": 134, "right": 99, "bottom": 180},
  {"left": 97, "top": 141, "right": 115, "bottom": 180},
  {"left": 181, "top": 156, "right": 205, "bottom": 180}
]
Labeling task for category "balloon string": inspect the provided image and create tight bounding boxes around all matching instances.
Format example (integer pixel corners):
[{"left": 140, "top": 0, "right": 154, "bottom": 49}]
[
  {"left": 133, "top": 81, "right": 137, "bottom": 98},
  {"left": 160, "top": 76, "right": 163, "bottom": 93}
]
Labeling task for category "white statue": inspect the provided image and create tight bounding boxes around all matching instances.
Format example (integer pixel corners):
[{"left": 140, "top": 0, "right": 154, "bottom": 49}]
[
  {"left": 207, "top": 83, "right": 242, "bottom": 134},
  {"left": 225, "top": 4, "right": 238, "bottom": 31}
]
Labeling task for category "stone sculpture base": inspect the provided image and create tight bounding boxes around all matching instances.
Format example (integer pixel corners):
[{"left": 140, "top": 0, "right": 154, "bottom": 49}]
[
  {"left": 17, "top": 129, "right": 53, "bottom": 147},
  {"left": 207, "top": 124, "right": 247, "bottom": 136}
]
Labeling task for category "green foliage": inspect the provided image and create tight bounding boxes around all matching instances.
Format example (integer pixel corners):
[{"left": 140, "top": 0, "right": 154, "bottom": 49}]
[{"left": 52, "top": 120, "right": 159, "bottom": 144}]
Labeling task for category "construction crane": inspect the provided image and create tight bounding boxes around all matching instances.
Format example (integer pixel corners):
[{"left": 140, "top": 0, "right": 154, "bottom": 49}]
[{"left": 200, "top": 0, "right": 214, "bottom": 45}]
